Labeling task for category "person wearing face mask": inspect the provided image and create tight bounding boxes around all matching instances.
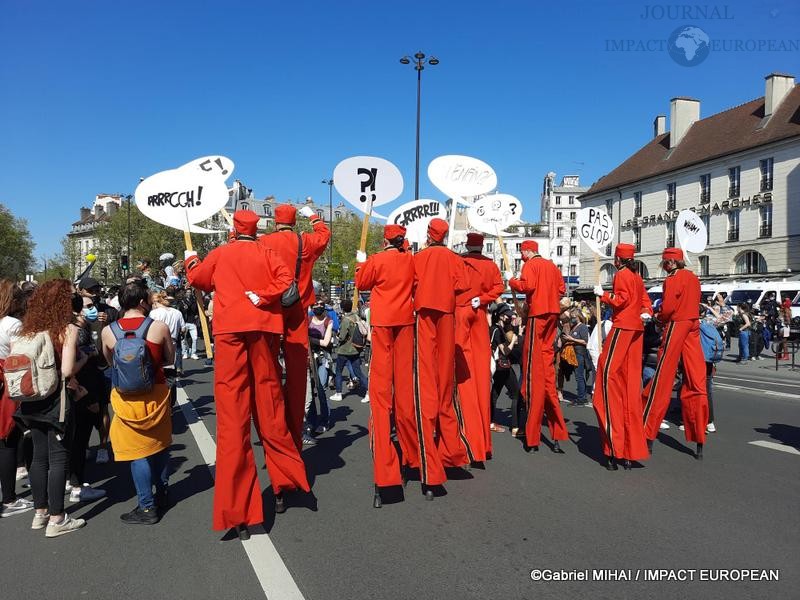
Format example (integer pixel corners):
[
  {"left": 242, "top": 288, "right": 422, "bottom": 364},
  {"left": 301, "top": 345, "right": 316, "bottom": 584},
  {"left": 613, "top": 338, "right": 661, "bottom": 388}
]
[
  {"left": 641, "top": 247, "right": 708, "bottom": 460},
  {"left": 489, "top": 304, "right": 523, "bottom": 437}
]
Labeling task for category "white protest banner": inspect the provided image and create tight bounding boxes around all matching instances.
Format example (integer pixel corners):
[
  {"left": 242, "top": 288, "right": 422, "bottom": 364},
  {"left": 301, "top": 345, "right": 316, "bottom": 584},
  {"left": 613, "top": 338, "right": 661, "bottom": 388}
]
[
  {"left": 467, "top": 193, "right": 523, "bottom": 235},
  {"left": 333, "top": 156, "right": 403, "bottom": 214},
  {"left": 387, "top": 199, "right": 446, "bottom": 246},
  {"left": 676, "top": 209, "right": 708, "bottom": 254},
  {"left": 576, "top": 207, "right": 614, "bottom": 255}
]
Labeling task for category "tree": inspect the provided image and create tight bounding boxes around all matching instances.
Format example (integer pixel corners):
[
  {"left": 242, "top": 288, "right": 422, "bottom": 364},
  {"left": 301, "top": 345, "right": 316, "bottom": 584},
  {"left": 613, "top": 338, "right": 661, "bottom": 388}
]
[{"left": 0, "top": 203, "right": 35, "bottom": 280}]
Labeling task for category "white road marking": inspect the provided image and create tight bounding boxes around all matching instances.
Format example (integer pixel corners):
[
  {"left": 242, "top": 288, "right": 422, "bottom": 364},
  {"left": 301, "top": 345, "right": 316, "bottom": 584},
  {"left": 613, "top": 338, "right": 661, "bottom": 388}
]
[
  {"left": 716, "top": 375, "right": 800, "bottom": 389},
  {"left": 748, "top": 440, "right": 800, "bottom": 456},
  {"left": 713, "top": 382, "right": 800, "bottom": 399},
  {"left": 176, "top": 386, "right": 305, "bottom": 600}
]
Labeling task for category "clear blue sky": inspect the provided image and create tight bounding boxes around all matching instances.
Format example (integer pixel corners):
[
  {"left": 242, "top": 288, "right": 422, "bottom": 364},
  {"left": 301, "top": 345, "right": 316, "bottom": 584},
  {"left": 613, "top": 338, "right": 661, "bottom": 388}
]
[{"left": 1, "top": 0, "right": 797, "bottom": 260}]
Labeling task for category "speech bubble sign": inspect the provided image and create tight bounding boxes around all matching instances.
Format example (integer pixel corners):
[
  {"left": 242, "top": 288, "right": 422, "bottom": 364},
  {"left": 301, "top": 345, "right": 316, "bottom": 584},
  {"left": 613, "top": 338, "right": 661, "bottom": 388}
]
[
  {"left": 576, "top": 207, "right": 614, "bottom": 255},
  {"left": 387, "top": 199, "right": 446, "bottom": 246},
  {"left": 676, "top": 209, "right": 708, "bottom": 254},
  {"left": 177, "top": 155, "right": 235, "bottom": 179},
  {"left": 427, "top": 155, "right": 497, "bottom": 205},
  {"left": 467, "top": 193, "right": 523, "bottom": 235},
  {"left": 333, "top": 156, "right": 403, "bottom": 214},
  {"left": 135, "top": 167, "right": 230, "bottom": 231}
]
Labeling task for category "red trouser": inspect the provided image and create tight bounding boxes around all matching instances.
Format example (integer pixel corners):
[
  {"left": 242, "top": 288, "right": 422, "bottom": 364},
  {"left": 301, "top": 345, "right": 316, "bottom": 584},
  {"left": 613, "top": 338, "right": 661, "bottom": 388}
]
[
  {"left": 455, "top": 306, "right": 488, "bottom": 462},
  {"left": 369, "top": 324, "right": 416, "bottom": 486},
  {"left": 413, "top": 309, "right": 469, "bottom": 485},
  {"left": 642, "top": 320, "right": 709, "bottom": 444},
  {"left": 213, "top": 332, "right": 310, "bottom": 531},
  {"left": 281, "top": 302, "right": 310, "bottom": 450},
  {"left": 521, "top": 314, "right": 569, "bottom": 446},
  {"left": 592, "top": 328, "right": 649, "bottom": 461}
]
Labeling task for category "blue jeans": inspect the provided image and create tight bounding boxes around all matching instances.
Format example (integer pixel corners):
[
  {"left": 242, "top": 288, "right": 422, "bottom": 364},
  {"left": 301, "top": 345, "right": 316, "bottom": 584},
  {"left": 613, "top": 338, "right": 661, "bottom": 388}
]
[
  {"left": 575, "top": 350, "right": 589, "bottom": 402},
  {"left": 130, "top": 449, "right": 170, "bottom": 509},
  {"left": 173, "top": 337, "right": 183, "bottom": 372},
  {"left": 335, "top": 354, "right": 368, "bottom": 393},
  {"left": 738, "top": 330, "right": 750, "bottom": 361}
]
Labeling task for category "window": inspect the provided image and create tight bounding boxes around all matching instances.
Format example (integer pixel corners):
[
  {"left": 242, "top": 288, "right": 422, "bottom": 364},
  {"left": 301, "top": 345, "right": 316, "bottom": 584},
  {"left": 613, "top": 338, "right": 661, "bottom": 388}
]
[
  {"left": 701, "top": 214, "right": 710, "bottom": 245},
  {"left": 568, "top": 195, "right": 575, "bottom": 205},
  {"left": 570, "top": 226, "right": 577, "bottom": 238},
  {"left": 666, "top": 183, "right": 676, "bottom": 210},
  {"left": 698, "top": 255, "right": 709, "bottom": 276},
  {"left": 265, "top": 205, "right": 272, "bottom": 217},
  {"left": 317, "top": 210, "right": 324, "bottom": 219},
  {"left": 514, "top": 259, "right": 521, "bottom": 271},
  {"left": 605, "top": 244, "right": 612, "bottom": 257},
  {"left": 727, "top": 210, "right": 739, "bottom": 242},
  {"left": 606, "top": 199, "right": 613, "bottom": 218},
  {"left": 760, "top": 158, "right": 773, "bottom": 191},
  {"left": 759, "top": 204, "right": 773, "bottom": 238},
  {"left": 556, "top": 227, "right": 564, "bottom": 237},
  {"left": 633, "top": 260, "right": 649, "bottom": 279},
  {"left": 335, "top": 211, "right": 341, "bottom": 219},
  {"left": 516, "top": 243, "right": 522, "bottom": 252},
  {"left": 555, "top": 195, "right": 562, "bottom": 205},
  {"left": 665, "top": 221, "right": 675, "bottom": 247},
  {"left": 700, "top": 174, "right": 711, "bottom": 203},
  {"left": 556, "top": 264, "right": 563, "bottom": 272},
  {"left": 569, "top": 264, "right": 577, "bottom": 276},
  {"left": 556, "top": 246, "right": 563, "bottom": 256},
  {"left": 486, "top": 243, "right": 493, "bottom": 253},
  {"left": 633, "top": 227, "right": 641, "bottom": 251},
  {"left": 555, "top": 211, "right": 562, "bottom": 221},
  {"left": 728, "top": 166, "right": 740, "bottom": 198},
  {"left": 570, "top": 245, "right": 577, "bottom": 256},
  {"left": 633, "top": 192, "right": 642, "bottom": 217},
  {"left": 569, "top": 211, "right": 576, "bottom": 220},
  {"left": 734, "top": 251, "right": 767, "bottom": 275},
  {"left": 240, "top": 202, "right": 250, "bottom": 211}
]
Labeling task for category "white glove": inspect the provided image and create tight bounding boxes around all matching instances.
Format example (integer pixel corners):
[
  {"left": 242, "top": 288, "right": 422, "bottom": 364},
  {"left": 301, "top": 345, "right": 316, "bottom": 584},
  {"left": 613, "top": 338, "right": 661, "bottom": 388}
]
[
  {"left": 471, "top": 297, "right": 480, "bottom": 309},
  {"left": 504, "top": 271, "right": 514, "bottom": 280},
  {"left": 356, "top": 250, "right": 367, "bottom": 263},
  {"left": 245, "top": 291, "right": 261, "bottom": 306},
  {"left": 184, "top": 250, "right": 198, "bottom": 261},
  {"left": 640, "top": 312, "right": 652, "bottom": 321},
  {"left": 593, "top": 284, "right": 604, "bottom": 297},
  {"left": 299, "top": 206, "right": 315, "bottom": 218}
]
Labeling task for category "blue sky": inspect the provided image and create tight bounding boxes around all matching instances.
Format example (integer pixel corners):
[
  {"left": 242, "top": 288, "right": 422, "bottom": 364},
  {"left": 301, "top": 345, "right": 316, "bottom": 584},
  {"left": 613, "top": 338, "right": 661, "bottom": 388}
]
[{"left": 1, "top": 0, "right": 798, "bottom": 260}]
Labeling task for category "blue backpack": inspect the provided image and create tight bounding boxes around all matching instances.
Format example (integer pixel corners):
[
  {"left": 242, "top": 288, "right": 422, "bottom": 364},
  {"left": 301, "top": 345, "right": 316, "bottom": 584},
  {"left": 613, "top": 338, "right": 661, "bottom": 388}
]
[
  {"left": 110, "top": 318, "right": 155, "bottom": 395},
  {"left": 699, "top": 321, "right": 724, "bottom": 363}
]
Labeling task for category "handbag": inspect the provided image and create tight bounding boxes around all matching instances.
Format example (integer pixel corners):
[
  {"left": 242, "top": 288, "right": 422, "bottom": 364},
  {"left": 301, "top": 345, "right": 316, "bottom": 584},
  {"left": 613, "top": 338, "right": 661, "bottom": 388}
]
[
  {"left": 561, "top": 344, "right": 578, "bottom": 368},
  {"left": 280, "top": 234, "right": 303, "bottom": 307}
]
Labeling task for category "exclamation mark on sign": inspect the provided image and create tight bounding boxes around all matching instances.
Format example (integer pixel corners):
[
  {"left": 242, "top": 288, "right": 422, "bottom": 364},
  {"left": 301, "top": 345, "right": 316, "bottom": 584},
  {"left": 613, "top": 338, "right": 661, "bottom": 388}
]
[{"left": 196, "top": 186, "right": 203, "bottom": 206}]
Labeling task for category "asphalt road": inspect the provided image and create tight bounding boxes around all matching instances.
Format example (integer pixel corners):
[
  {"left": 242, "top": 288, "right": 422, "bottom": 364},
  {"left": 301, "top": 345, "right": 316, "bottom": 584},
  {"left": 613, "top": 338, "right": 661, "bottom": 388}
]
[{"left": 3, "top": 351, "right": 798, "bottom": 600}]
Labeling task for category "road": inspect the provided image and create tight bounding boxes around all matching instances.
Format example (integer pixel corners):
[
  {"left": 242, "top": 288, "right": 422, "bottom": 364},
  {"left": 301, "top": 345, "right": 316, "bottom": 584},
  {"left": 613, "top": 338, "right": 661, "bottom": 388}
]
[{"left": 3, "top": 353, "right": 798, "bottom": 600}]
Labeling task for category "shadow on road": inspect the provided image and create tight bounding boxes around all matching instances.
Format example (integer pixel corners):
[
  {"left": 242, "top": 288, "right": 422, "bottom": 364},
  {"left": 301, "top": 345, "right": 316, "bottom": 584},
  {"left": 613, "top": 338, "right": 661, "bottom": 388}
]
[
  {"left": 754, "top": 423, "right": 800, "bottom": 450},
  {"left": 569, "top": 420, "right": 605, "bottom": 466}
]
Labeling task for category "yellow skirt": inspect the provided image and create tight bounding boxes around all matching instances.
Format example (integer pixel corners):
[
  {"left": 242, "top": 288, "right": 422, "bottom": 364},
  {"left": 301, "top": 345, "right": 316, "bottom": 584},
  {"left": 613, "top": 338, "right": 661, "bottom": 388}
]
[{"left": 109, "top": 383, "right": 172, "bottom": 461}]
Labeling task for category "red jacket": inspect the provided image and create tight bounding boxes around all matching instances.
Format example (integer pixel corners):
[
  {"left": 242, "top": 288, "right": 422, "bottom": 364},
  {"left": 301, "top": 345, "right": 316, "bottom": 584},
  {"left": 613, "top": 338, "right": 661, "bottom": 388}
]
[
  {"left": 259, "top": 217, "right": 330, "bottom": 308},
  {"left": 509, "top": 256, "right": 565, "bottom": 317},
  {"left": 660, "top": 268, "right": 701, "bottom": 323},
  {"left": 185, "top": 241, "right": 292, "bottom": 335},
  {"left": 601, "top": 266, "right": 653, "bottom": 331},
  {"left": 413, "top": 244, "right": 471, "bottom": 314},
  {"left": 463, "top": 253, "right": 505, "bottom": 307},
  {"left": 455, "top": 260, "right": 483, "bottom": 308},
  {"left": 354, "top": 247, "right": 414, "bottom": 326}
]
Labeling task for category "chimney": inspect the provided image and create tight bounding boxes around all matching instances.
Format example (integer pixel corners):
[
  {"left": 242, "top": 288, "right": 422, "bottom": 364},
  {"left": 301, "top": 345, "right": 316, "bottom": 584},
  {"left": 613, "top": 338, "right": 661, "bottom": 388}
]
[
  {"left": 79, "top": 207, "right": 91, "bottom": 221},
  {"left": 669, "top": 97, "right": 700, "bottom": 148},
  {"left": 95, "top": 205, "right": 105, "bottom": 218},
  {"left": 107, "top": 202, "right": 118, "bottom": 216},
  {"left": 653, "top": 115, "right": 666, "bottom": 138},
  {"left": 765, "top": 73, "right": 795, "bottom": 117}
]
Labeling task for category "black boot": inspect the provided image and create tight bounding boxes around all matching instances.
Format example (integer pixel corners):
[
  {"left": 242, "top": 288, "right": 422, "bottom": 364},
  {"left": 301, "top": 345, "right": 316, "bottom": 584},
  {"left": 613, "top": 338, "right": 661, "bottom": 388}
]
[
  {"left": 646, "top": 439, "right": 654, "bottom": 454},
  {"left": 274, "top": 493, "right": 286, "bottom": 514},
  {"left": 622, "top": 459, "right": 632, "bottom": 470},
  {"left": 551, "top": 441, "right": 565, "bottom": 454},
  {"left": 373, "top": 484, "right": 382, "bottom": 508},
  {"left": 422, "top": 485, "right": 434, "bottom": 501},
  {"left": 236, "top": 524, "right": 250, "bottom": 541},
  {"left": 605, "top": 455, "right": 618, "bottom": 471},
  {"left": 696, "top": 443, "right": 703, "bottom": 461},
  {"left": 401, "top": 465, "right": 408, "bottom": 488}
]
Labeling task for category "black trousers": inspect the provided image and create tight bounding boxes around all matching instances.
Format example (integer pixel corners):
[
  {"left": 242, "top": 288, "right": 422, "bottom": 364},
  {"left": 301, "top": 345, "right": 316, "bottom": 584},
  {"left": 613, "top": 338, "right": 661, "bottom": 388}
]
[
  {"left": 491, "top": 367, "right": 525, "bottom": 429},
  {"left": 67, "top": 402, "right": 100, "bottom": 488},
  {"left": 29, "top": 423, "right": 69, "bottom": 515},
  {"left": 0, "top": 426, "right": 23, "bottom": 504}
]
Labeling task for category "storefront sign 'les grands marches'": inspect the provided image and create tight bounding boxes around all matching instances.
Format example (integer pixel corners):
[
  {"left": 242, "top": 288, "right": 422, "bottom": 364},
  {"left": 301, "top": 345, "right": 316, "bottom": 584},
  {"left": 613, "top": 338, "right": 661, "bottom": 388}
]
[{"left": 622, "top": 192, "right": 772, "bottom": 228}]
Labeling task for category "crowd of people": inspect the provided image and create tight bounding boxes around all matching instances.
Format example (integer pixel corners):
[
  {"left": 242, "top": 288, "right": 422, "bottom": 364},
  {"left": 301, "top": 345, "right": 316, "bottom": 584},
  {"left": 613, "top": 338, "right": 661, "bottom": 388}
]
[{"left": 0, "top": 204, "right": 785, "bottom": 540}]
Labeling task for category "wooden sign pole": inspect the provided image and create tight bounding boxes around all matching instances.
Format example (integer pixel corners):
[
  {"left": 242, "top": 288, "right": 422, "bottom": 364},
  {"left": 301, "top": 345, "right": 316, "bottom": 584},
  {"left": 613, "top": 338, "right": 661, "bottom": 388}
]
[
  {"left": 352, "top": 200, "right": 373, "bottom": 307},
  {"left": 495, "top": 227, "right": 523, "bottom": 316},
  {"left": 183, "top": 227, "right": 214, "bottom": 360},
  {"left": 594, "top": 253, "right": 602, "bottom": 349}
]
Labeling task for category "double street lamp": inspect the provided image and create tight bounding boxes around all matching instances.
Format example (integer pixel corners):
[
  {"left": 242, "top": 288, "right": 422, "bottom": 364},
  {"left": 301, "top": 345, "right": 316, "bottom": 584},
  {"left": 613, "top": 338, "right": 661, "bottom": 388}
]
[{"left": 400, "top": 51, "right": 439, "bottom": 201}]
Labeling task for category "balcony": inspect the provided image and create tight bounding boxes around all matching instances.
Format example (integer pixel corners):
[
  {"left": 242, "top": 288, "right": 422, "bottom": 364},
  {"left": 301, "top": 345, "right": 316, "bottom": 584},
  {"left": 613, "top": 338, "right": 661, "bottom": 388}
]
[
  {"left": 759, "top": 224, "right": 772, "bottom": 238},
  {"left": 666, "top": 236, "right": 675, "bottom": 247},
  {"left": 666, "top": 199, "right": 676, "bottom": 211},
  {"left": 634, "top": 206, "right": 642, "bottom": 218},
  {"left": 760, "top": 178, "right": 773, "bottom": 192},
  {"left": 700, "top": 191, "right": 711, "bottom": 204},
  {"left": 728, "top": 185, "right": 740, "bottom": 198},
  {"left": 727, "top": 228, "right": 739, "bottom": 242}
]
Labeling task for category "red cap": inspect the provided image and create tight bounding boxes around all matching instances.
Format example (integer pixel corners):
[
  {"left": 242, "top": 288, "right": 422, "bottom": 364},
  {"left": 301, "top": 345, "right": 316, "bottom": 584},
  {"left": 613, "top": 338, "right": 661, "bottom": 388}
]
[
  {"left": 275, "top": 204, "right": 296, "bottom": 225},
  {"left": 427, "top": 218, "right": 449, "bottom": 242},
  {"left": 615, "top": 243, "right": 636, "bottom": 259},
  {"left": 466, "top": 232, "right": 484, "bottom": 247},
  {"left": 384, "top": 224, "right": 406, "bottom": 240},
  {"left": 233, "top": 210, "right": 259, "bottom": 236},
  {"left": 521, "top": 240, "right": 538, "bottom": 253},
  {"left": 662, "top": 247, "right": 683, "bottom": 261}
]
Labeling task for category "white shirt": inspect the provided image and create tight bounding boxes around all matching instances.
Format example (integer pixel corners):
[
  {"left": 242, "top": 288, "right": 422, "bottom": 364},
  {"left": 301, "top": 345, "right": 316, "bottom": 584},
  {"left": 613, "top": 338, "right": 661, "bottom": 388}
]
[
  {"left": 149, "top": 306, "right": 185, "bottom": 339},
  {"left": 0, "top": 316, "right": 22, "bottom": 359}
]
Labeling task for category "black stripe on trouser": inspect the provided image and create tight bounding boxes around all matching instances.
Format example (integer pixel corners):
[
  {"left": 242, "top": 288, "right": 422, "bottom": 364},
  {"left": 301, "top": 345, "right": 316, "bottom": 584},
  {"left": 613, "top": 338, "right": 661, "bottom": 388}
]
[
  {"left": 601, "top": 328, "right": 621, "bottom": 457},
  {"left": 451, "top": 385, "right": 475, "bottom": 463},
  {"left": 525, "top": 317, "right": 536, "bottom": 408},
  {"left": 412, "top": 317, "right": 429, "bottom": 484},
  {"left": 643, "top": 322, "right": 676, "bottom": 424}
]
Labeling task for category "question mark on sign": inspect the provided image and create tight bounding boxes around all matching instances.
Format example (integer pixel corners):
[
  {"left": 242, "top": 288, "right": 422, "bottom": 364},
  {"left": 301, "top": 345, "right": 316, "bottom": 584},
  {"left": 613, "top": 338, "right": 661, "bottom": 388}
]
[
  {"left": 358, "top": 167, "right": 378, "bottom": 203},
  {"left": 509, "top": 202, "right": 517, "bottom": 215}
]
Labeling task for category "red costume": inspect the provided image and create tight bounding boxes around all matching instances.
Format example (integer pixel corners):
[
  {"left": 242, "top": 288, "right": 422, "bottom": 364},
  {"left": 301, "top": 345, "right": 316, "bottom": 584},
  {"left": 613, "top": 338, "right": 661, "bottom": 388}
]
[
  {"left": 642, "top": 248, "right": 709, "bottom": 447},
  {"left": 354, "top": 225, "right": 416, "bottom": 487},
  {"left": 186, "top": 210, "right": 310, "bottom": 531},
  {"left": 592, "top": 244, "right": 653, "bottom": 463},
  {"left": 412, "top": 219, "right": 471, "bottom": 487},
  {"left": 509, "top": 241, "right": 568, "bottom": 448},
  {"left": 259, "top": 204, "right": 330, "bottom": 450}
]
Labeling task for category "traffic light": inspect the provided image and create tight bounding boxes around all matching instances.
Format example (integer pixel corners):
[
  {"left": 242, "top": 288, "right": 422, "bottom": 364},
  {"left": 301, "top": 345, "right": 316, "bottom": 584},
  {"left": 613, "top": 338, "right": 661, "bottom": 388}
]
[{"left": 121, "top": 255, "right": 129, "bottom": 271}]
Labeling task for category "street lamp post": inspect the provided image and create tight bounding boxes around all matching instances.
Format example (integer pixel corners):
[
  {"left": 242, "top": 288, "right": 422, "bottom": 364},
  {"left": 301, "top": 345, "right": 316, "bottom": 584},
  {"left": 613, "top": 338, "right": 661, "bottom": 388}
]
[
  {"left": 322, "top": 178, "right": 334, "bottom": 297},
  {"left": 400, "top": 51, "right": 439, "bottom": 201}
]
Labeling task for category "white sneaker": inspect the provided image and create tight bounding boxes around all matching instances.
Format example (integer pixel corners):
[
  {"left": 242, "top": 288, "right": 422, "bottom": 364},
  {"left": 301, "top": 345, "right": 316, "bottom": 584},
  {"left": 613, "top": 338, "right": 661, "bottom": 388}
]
[
  {"left": 95, "top": 448, "right": 110, "bottom": 464},
  {"left": 0, "top": 498, "right": 34, "bottom": 518},
  {"left": 659, "top": 421, "right": 670, "bottom": 430},
  {"left": 190, "top": 354, "right": 199, "bottom": 360},
  {"left": 679, "top": 424, "right": 685, "bottom": 431},
  {"left": 45, "top": 514, "right": 86, "bottom": 538},
  {"left": 31, "top": 512, "right": 50, "bottom": 530},
  {"left": 706, "top": 422, "right": 716, "bottom": 433},
  {"left": 361, "top": 394, "right": 370, "bottom": 404},
  {"left": 182, "top": 353, "right": 189, "bottom": 360},
  {"left": 330, "top": 393, "right": 343, "bottom": 402},
  {"left": 15, "top": 467, "right": 28, "bottom": 481}
]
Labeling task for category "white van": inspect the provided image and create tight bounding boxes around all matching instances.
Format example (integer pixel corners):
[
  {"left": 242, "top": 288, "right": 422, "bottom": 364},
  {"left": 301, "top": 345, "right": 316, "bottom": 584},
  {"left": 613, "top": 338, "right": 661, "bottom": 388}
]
[
  {"left": 647, "top": 285, "right": 662, "bottom": 304},
  {"left": 648, "top": 282, "right": 735, "bottom": 306},
  {"left": 726, "top": 280, "right": 800, "bottom": 314}
]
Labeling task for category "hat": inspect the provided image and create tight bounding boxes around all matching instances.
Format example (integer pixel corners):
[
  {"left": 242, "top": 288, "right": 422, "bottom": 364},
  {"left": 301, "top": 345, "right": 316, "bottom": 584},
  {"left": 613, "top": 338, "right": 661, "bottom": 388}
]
[
  {"left": 427, "top": 218, "right": 449, "bottom": 242},
  {"left": 275, "top": 204, "right": 297, "bottom": 226},
  {"left": 662, "top": 247, "right": 683, "bottom": 261},
  {"left": 79, "top": 277, "right": 101, "bottom": 291},
  {"left": 466, "top": 232, "right": 484, "bottom": 248},
  {"left": 233, "top": 209, "right": 259, "bottom": 236},
  {"left": 494, "top": 303, "right": 513, "bottom": 318},
  {"left": 521, "top": 240, "right": 539, "bottom": 253},
  {"left": 384, "top": 224, "right": 406, "bottom": 240},
  {"left": 614, "top": 243, "right": 636, "bottom": 260}
]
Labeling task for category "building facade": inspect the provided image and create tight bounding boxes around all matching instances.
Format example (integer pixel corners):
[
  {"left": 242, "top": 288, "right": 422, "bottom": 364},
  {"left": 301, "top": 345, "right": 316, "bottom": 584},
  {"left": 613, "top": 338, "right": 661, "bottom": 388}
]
[
  {"left": 66, "top": 194, "right": 123, "bottom": 276},
  {"left": 540, "top": 173, "right": 588, "bottom": 287},
  {"left": 579, "top": 73, "right": 800, "bottom": 287}
]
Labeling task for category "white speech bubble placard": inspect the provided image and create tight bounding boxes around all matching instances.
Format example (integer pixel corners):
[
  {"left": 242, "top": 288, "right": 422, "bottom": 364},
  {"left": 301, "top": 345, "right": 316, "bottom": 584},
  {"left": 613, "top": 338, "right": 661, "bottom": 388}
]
[
  {"left": 428, "top": 155, "right": 497, "bottom": 205},
  {"left": 178, "top": 155, "right": 235, "bottom": 179},
  {"left": 333, "top": 156, "right": 403, "bottom": 214},
  {"left": 576, "top": 207, "right": 614, "bottom": 255},
  {"left": 467, "top": 193, "right": 523, "bottom": 235},
  {"left": 387, "top": 199, "right": 446, "bottom": 246},
  {"left": 135, "top": 168, "right": 230, "bottom": 230},
  {"left": 676, "top": 209, "right": 708, "bottom": 254}
]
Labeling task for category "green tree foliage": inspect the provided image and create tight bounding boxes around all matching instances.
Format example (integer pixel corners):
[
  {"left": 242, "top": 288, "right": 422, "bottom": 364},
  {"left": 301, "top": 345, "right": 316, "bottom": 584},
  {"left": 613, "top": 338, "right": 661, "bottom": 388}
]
[{"left": 0, "top": 203, "right": 35, "bottom": 280}]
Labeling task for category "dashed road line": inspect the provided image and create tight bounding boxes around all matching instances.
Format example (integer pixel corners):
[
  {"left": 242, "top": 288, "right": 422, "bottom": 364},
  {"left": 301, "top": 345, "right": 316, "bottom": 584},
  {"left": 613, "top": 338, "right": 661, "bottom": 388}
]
[{"left": 748, "top": 440, "right": 800, "bottom": 456}]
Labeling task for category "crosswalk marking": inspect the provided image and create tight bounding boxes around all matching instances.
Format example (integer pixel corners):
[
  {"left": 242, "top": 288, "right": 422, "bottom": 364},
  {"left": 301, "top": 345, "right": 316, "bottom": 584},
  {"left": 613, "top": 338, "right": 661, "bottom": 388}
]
[{"left": 748, "top": 440, "right": 800, "bottom": 456}]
